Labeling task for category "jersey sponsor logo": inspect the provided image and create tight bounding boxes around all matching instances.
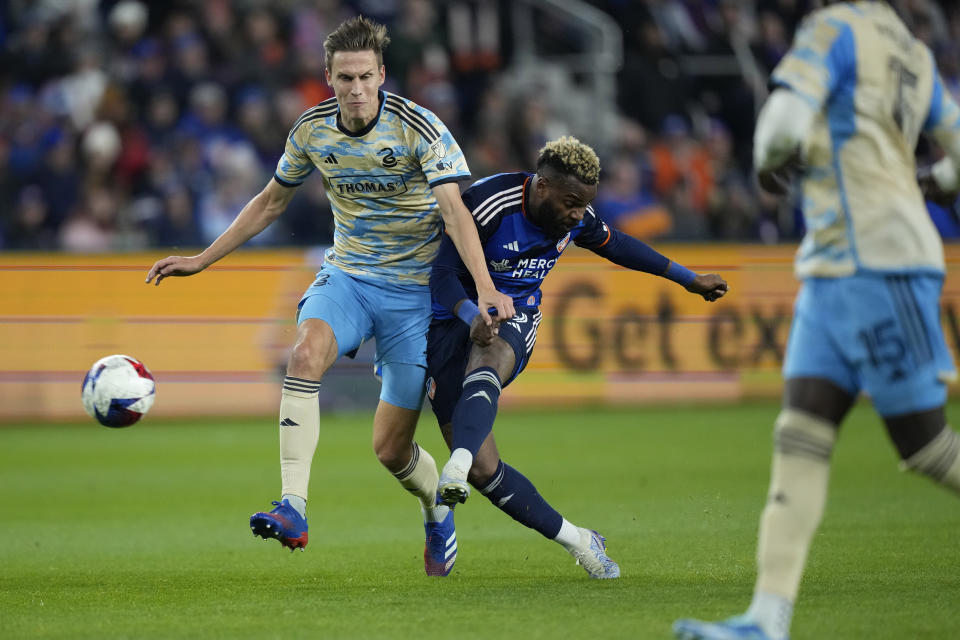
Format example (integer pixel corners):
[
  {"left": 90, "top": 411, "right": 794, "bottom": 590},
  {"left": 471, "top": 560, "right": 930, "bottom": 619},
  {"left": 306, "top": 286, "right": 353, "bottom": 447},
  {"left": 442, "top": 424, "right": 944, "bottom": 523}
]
[
  {"left": 430, "top": 139, "right": 447, "bottom": 158},
  {"left": 556, "top": 232, "right": 571, "bottom": 253},
  {"left": 329, "top": 174, "right": 408, "bottom": 197},
  {"left": 324, "top": 153, "right": 338, "bottom": 164},
  {"left": 497, "top": 493, "right": 514, "bottom": 507},
  {"left": 490, "top": 258, "right": 512, "bottom": 272},
  {"left": 377, "top": 147, "right": 397, "bottom": 167},
  {"left": 502, "top": 241, "right": 519, "bottom": 252},
  {"left": 435, "top": 160, "right": 453, "bottom": 172},
  {"left": 511, "top": 257, "right": 556, "bottom": 279}
]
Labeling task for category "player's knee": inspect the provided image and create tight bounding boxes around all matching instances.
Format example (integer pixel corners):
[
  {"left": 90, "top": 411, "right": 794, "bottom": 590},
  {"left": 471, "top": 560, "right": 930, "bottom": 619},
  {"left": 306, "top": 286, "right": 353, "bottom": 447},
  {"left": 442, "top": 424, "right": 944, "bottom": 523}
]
[
  {"left": 900, "top": 426, "right": 960, "bottom": 484},
  {"left": 373, "top": 437, "right": 408, "bottom": 471},
  {"left": 773, "top": 408, "right": 838, "bottom": 459}
]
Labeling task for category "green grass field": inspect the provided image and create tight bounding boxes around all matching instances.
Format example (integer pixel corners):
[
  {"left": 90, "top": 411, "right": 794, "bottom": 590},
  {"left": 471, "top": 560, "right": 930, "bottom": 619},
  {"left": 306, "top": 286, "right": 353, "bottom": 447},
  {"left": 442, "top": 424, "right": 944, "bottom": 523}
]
[{"left": 2, "top": 401, "right": 959, "bottom": 639}]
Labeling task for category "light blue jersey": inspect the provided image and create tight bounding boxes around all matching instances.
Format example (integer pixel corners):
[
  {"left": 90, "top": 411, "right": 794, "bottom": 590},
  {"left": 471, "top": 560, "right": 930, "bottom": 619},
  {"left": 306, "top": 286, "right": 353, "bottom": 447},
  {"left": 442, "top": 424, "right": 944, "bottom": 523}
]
[
  {"left": 772, "top": 1, "right": 960, "bottom": 278},
  {"left": 275, "top": 90, "right": 470, "bottom": 285},
  {"left": 774, "top": 2, "right": 959, "bottom": 413}
]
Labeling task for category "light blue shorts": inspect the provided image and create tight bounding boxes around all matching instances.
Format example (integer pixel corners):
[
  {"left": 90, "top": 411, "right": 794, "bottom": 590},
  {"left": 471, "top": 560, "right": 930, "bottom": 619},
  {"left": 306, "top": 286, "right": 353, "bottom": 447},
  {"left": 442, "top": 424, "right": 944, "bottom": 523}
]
[
  {"left": 297, "top": 263, "right": 430, "bottom": 409},
  {"left": 784, "top": 274, "right": 956, "bottom": 417}
]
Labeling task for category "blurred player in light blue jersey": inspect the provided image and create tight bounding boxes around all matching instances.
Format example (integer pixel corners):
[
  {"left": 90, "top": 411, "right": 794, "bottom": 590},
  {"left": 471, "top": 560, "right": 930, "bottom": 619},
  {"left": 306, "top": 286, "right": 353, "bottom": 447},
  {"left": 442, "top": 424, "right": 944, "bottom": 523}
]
[
  {"left": 146, "top": 16, "right": 514, "bottom": 577},
  {"left": 675, "top": 2, "right": 960, "bottom": 640}
]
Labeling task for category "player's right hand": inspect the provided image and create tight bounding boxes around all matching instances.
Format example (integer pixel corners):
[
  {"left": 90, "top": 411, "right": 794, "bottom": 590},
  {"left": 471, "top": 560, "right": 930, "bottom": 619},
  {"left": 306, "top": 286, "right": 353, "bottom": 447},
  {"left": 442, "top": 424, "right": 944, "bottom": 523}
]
[
  {"left": 686, "top": 273, "right": 728, "bottom": 302},
  {"left": 917, "top": 164, "right": 958, "bottom": 207},
  {"left": 756, "top": 147, "right": 805, "bottom": 196},
  {"left": 476, "top": 287, "right": 515, "bottom": 327},
  {"left": 469, "top": 314, "right": 500, "bottom": 347},
  {"left": 145, "top": 255, "right": 205, "bottom": 286}
]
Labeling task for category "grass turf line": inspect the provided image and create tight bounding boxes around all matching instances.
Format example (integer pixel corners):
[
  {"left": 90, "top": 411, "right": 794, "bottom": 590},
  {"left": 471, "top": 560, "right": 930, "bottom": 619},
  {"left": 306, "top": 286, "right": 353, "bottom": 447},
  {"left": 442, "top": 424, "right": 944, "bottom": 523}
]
[{"left": 1, "top": 402, "right": 958, "bottom": 639}]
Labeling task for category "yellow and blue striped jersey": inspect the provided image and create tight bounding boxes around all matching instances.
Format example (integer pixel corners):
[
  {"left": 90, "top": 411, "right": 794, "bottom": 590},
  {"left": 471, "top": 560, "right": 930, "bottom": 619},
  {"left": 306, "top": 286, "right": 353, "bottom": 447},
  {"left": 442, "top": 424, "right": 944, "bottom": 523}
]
[
  {"left": 772, "top": 1, "right": 960, "bottom": 277},
  {"left": 275, "top": 90, "right": 470, "bottom": 285}
]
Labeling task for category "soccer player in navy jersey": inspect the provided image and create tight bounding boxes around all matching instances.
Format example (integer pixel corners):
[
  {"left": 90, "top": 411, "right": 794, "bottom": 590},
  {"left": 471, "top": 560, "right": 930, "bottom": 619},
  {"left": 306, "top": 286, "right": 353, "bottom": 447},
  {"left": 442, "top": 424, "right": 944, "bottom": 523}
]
[
  {"left": 426, "top": 136, "right": 728, "bottom": 577},
  {"left": 674, "top": 2, "right": 960, "bottom": 639},
  {"left": 145, "top": 16, "right": 513, "bottom": 577}
]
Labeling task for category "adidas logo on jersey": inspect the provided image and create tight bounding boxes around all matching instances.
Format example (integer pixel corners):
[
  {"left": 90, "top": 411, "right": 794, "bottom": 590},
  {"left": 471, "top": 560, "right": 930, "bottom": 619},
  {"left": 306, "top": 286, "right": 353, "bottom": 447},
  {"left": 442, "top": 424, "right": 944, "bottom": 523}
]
[
  {"left": 502, "top": 241, "right": 519, "bottom": 252},
  {"left": 324, "top": 154, "right": 338, "bottom": 164},
  {"left": 280, "top": 418, "right": 299, "bottom": 427}
]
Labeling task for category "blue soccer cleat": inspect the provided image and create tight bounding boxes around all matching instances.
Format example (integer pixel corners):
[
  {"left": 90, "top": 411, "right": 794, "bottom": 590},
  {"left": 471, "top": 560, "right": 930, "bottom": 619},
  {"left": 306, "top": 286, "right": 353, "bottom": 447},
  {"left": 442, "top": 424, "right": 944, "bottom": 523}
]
[
  {"left": 673, "top": 615, "right": 784, "bottom": 640},
  {"left": 569, "top": 528, "right": 620, "bottom": 579},
  {"left": 250, "top": 499, "right": 308, "bottom": 551},
  {"left": 423, "top": 506, "right": 457, "bottom": 577}
]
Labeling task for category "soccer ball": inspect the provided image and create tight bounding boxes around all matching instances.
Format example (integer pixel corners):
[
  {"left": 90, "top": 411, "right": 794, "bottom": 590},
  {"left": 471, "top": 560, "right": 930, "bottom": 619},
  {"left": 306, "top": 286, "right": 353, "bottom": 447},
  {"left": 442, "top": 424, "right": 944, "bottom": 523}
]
[{"left": 81, "top": 355, "right": 156, "bottom": 428}]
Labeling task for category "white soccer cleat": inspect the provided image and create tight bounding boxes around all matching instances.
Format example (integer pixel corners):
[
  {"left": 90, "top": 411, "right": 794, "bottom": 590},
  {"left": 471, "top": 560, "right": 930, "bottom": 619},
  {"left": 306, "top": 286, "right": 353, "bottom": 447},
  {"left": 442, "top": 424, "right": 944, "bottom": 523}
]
[
  {"left": 438, "top": 452, "right": 471, "bottom": 505},
  {"left": 569, "top": 528, "right": 620, "bottom": 579}
]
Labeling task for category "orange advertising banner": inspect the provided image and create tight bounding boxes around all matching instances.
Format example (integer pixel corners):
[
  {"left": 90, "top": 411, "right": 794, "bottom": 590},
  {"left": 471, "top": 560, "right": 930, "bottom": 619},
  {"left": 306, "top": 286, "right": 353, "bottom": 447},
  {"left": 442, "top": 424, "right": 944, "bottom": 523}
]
[{"left": 2, "top": 246, "right": 960, "bottom": 421}]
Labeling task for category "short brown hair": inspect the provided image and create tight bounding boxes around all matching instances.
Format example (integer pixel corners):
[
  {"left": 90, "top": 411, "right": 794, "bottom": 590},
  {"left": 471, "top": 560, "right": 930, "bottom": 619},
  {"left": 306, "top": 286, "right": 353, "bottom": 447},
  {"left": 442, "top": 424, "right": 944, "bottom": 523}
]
[
  {"left": 537, "top": 136, "right": 601, "bottom": 185},
  {"left": 323, "top": 16, "right": 390, "bottom": 70}
]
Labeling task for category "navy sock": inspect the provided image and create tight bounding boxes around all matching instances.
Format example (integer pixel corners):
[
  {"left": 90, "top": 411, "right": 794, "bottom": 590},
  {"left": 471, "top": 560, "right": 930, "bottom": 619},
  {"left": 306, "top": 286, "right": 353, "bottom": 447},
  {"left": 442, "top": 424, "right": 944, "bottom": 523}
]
[
  {"left": 450, "top": 366, "right": 501, "bottom": 456},
  {"left": 478, "top": 460, "right": 563, "bottom": 539}
]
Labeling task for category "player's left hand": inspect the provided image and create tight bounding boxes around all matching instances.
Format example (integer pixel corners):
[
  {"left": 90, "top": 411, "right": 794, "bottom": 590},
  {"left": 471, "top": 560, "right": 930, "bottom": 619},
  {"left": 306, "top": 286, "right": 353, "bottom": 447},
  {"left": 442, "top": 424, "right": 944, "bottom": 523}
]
[
  {"left": 469, "top": 314, "right": 500, "bottom": 347},
  {"left": 686, "top": 273, "right": 728, "bottom": 302},
  {"left": 476, "top": 287, "right": 515, "bottom": 326}
]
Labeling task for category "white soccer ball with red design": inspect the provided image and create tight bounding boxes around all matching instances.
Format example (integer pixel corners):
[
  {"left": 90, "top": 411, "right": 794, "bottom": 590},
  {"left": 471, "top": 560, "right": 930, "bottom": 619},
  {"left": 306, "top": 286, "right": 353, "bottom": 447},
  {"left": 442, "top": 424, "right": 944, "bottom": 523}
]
[{"left": 81, "top": 355, "right": 156, "bottom": 428}]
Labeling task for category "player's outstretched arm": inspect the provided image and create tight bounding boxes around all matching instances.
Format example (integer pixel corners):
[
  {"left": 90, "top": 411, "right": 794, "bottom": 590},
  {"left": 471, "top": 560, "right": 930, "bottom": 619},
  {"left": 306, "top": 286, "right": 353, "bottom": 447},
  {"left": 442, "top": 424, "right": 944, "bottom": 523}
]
[
  {"left": 588, "top": 226, "right": 729, "bottom": 301},
  {"left": 145, "top": 179, "right": 297, "bottom": 286},
  {"left": 432, "top": 182, "right": 515, "bottom": 323}
]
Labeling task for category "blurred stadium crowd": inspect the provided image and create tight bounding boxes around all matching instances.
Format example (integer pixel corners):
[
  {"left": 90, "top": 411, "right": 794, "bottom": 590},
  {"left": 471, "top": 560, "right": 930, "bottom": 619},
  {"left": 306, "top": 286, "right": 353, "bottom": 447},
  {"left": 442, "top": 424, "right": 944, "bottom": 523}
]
[{"left": 1, "top": 0, "right": 959, "bottom": 252}]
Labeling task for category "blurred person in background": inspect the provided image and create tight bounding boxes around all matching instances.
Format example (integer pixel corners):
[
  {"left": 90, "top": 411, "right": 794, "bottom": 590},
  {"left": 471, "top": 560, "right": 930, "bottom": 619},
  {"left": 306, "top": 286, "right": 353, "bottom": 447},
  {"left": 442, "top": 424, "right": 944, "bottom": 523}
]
[
  {"left": 675, "top": 2, "right": 960, "bottom": 639},
  {"left": 144, "top": 16, "right": 514, "bottom": 580}
]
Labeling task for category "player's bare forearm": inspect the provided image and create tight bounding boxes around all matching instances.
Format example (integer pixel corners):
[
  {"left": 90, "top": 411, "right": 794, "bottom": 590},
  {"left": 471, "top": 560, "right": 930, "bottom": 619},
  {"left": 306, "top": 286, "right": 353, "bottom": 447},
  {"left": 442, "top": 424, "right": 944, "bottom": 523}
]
[
  {"left": 433, "top": 183, "right": 515, "bottom": 322},
  {"left": 146, "top": 179, "right": 295, "bottom": 285},
  {"left": 685, "top": 273, "right": 729, "bottom": 302}
]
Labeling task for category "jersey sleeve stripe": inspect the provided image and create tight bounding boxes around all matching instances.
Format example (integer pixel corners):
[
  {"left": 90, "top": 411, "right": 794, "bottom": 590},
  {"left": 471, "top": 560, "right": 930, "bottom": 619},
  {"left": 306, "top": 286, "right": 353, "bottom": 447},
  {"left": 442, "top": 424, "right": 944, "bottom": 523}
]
[
  {"left": 383, "top": 105, "right": 434, "bottom": 142},
  {"left": 477, "top": 196, "right": 523, "bottom": 226},
  {"left": 471, "top": 185, "right": 524, "bottom": 221},
  {"left": 385, "top": 95, "right": 440, "bottom": 140},
  {"left": 273, "top": 173, "right": 301, "bottom": 187},
  {"left": 289, "top": 109, "right": 338, "bottom": 137}
]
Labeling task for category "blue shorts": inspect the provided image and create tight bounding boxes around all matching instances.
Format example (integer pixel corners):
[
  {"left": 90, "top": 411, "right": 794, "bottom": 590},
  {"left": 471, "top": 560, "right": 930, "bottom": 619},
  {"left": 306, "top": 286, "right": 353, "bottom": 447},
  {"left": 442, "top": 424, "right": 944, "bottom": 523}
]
[
  {"left": 297, "top": 263, "right": 430, "bottom": 408},
  {"left": 784, "top": 274, "right": 956, "bottom": 417},
  {"left": 426, "top": 307, "right": 542, "bottom": 425}
]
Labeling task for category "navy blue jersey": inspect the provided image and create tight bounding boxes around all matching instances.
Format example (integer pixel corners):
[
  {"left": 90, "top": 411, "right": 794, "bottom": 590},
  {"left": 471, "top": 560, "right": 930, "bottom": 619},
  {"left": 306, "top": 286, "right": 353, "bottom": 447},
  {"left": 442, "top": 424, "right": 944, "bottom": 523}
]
[{"left": 431, "top": 172, "right": 612, "bottom": 319}]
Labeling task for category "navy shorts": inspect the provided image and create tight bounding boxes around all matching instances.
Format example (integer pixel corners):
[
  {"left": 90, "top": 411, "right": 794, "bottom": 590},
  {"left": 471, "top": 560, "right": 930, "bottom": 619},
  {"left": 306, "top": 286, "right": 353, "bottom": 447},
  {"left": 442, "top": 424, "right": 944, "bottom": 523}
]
[{"left": 426, "top": 307, "right": 542, "bottom": 425}]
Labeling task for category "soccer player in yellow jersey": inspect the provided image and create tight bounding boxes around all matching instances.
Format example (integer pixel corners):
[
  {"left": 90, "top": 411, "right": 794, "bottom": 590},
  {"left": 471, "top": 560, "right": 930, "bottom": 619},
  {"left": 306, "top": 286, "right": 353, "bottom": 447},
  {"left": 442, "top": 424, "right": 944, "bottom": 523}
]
[
  {"left": 146, "top": 16, "right": 514, "bottom": 577},
  {"left": 675, "top": 2, "right": 960, "bottom": 638}
]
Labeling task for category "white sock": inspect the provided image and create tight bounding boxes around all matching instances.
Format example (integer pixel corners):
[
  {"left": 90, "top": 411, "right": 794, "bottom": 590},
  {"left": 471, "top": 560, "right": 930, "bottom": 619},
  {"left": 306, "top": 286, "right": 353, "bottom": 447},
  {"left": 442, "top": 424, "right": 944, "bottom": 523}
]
[
  {"left": 279, "top": 376, "right": 321, "bottom": 500},
  {"left": 553, "top": 519, "right": 582, "bottom": 551},
  {"left": 423, "top": 503, "right": 450, "bottom": 523},
  {"left": 746, "top": 590, "right": 793, "bottom": 640},
  {"left": 281, "top": 494, "right": 307, "bottom": 518}
]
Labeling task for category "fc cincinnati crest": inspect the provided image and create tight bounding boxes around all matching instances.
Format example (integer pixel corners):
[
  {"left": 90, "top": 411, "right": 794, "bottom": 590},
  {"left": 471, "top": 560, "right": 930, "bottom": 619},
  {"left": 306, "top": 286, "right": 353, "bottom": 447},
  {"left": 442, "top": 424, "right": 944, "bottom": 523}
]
[
  {"left": 556, "top": 232, "right": 571, "bottom": 253},
  {"left": 430, "top": 139, "right": 447, "bottom": 159},
  {"left": 425, "top": 376, "right": 437, "bottom": 400}
]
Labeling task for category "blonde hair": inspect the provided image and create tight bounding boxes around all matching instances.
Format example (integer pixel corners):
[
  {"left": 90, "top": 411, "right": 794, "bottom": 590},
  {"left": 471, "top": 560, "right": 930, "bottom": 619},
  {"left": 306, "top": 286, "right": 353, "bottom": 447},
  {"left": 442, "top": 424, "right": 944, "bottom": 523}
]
[
  {"left": 324, "top": 16, "right": 390, "bottom": 69},
  {"left": 536, "top": 136, "right": 600, "bottom": 185}
]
